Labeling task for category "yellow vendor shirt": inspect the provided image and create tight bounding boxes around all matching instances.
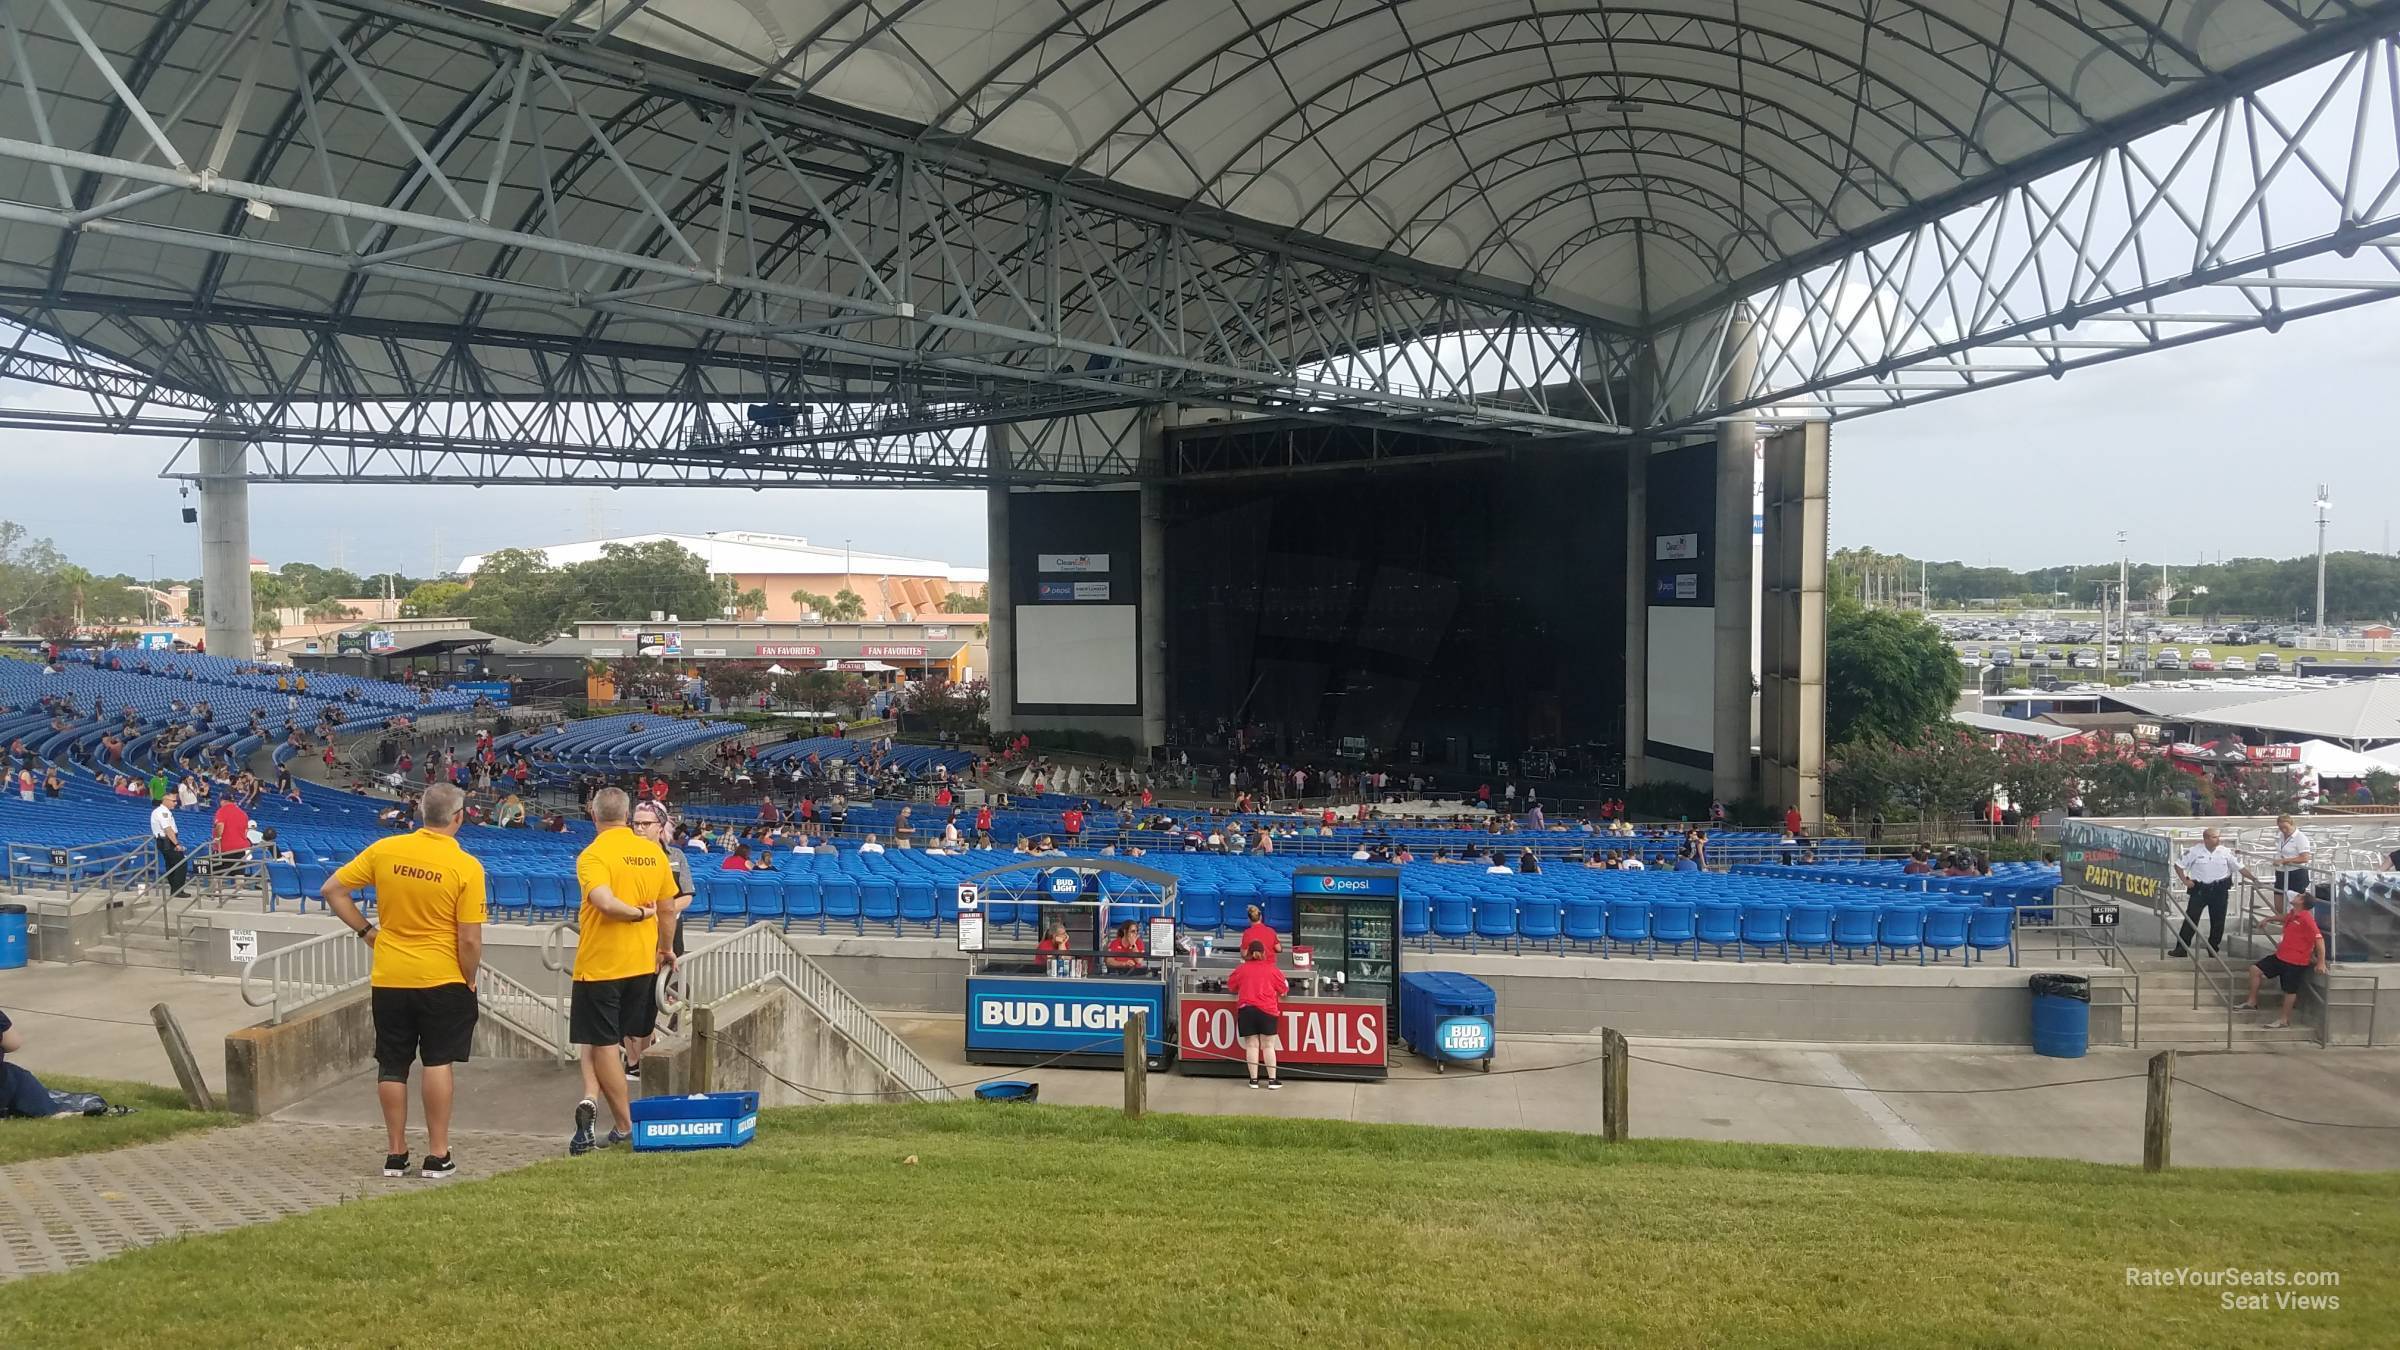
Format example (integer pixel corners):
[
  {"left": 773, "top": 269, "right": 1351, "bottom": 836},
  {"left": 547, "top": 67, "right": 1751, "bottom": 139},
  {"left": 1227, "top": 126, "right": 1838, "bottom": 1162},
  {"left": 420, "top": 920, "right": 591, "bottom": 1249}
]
[
  {"left": 330, "top": 830, "right": 488, "bottom": 988},
  {"left": 572, "top": 825, "right": 678, "bottom": 982}
]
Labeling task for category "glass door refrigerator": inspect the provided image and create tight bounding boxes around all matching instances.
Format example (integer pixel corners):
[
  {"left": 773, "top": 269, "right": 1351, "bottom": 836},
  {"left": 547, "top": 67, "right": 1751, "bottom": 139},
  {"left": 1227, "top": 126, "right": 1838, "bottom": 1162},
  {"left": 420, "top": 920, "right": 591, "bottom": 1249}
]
[{"left": 1295, "top": 892, "right": 1400, "bottom": 1023}]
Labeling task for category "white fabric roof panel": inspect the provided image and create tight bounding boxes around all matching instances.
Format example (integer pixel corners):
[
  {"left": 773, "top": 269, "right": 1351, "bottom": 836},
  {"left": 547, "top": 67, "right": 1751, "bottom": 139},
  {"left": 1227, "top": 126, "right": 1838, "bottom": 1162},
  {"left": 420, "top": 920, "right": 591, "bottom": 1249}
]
[{"left": 5, "top": 0, "right": 2385, "bottom": 397}]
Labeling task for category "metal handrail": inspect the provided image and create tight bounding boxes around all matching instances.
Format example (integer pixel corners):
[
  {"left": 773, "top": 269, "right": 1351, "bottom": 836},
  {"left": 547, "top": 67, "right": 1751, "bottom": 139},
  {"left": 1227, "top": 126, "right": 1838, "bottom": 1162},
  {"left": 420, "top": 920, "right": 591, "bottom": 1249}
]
[
  {"left": 664, "top": 921, "right": 954, "bottom": 1102},
  {"left": 476, "top": 961, "right": 572, "bottom": 1061},
  {"left": 239, "top": 926, "right": 372, "bottom": 1024},
  {"left": 540, "top": 921, "right": 577, "bottom": 973},
  {"left": 2317, "top": 971, "right": 2380, "bottom": 1047}
]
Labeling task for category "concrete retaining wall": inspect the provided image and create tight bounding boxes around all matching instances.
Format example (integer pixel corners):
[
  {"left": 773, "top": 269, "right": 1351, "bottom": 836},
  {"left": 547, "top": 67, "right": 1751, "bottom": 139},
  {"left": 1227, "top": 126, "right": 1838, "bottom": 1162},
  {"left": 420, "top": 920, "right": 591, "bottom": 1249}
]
[
  {"left": 222, "top": 987, "right": 564, "bottom": 1117},
  {"left": 644, "top": 982, "right": 907, "bottom": 1106}
]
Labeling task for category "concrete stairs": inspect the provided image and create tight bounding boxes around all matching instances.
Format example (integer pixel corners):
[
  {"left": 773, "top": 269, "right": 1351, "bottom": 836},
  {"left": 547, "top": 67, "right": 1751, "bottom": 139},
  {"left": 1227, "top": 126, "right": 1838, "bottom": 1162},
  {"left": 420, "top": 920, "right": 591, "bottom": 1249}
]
[{"left": 2126, "top": 959, "right": 2319, "bottom": 1050}]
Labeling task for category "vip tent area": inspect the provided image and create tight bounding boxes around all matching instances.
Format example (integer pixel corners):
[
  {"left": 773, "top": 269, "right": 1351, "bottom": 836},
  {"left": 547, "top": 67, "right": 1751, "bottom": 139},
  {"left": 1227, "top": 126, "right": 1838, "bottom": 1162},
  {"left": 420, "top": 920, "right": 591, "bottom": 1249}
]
[{"left": 960, "top": 864, "right": 1402, "bottom": 1080}]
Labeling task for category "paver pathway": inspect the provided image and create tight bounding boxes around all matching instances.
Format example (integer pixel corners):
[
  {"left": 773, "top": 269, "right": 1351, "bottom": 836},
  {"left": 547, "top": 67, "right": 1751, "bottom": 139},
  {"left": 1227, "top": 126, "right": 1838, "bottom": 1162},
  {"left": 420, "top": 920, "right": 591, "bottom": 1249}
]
[{"left": 0, "top": 1121, "right": 557, "bottom": 1282}]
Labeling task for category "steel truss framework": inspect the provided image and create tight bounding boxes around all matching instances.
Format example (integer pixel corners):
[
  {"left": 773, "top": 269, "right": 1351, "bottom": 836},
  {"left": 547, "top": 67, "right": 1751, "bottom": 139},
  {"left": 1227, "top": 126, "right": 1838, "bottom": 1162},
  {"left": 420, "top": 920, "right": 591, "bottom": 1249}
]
[{"left": 0, "top": 0, "right": 2392, "bottom": 486}]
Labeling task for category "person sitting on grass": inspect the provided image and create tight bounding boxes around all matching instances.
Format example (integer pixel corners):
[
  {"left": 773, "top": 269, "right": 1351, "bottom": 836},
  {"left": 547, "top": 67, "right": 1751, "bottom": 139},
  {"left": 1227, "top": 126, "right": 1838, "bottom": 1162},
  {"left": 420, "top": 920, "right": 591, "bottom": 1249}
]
[{"left": 0, "top": 1010, "right": 135, "bottom": 1118}]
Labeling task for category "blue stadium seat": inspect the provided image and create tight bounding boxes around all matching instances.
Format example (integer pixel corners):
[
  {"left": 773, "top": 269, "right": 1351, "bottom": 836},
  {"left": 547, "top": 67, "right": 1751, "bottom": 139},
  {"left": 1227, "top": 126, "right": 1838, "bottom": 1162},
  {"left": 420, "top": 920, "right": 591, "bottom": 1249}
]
[
  {"left": 743, "top": 875, "right": 786, "bottom": 929},
  {"left": 1430, "top": 895, "right": 1472, "bottom": 945},
  {"left": 1922, "top": 904, "right": 1970, "bottom": 964},
  {"left": 1515, "top": 896, "right": 1561, "bottom": 954},
  {"left": 1740, "top": 902, "right": 1790, "bottom": 963},
  {"left": 531, "top": 873, "right": 573, "bottom": 921},
  {"left": 1400, "top": 892, "right": 1431, "bottom": 943},
  {"left": 1787, "top": 902, "right": 1835, "bottom": 962},
  {"left": 897, "top": 879, "right": 938, "bottom": 932},
  {"left": 1832, "top": 904, "right": 1880, "bottom": 962},
  {"left": 488, "top": 872, "right": 532, "bottom": 922},
  {"left": 1562, "top": 897, "right": 1604, "bottom": 952},
  {"left": 1648, "top": 899, "right": 1695, "bottom": 959},
  {"left": 1261, "top": 890, "right": 1295, "bottom": 934},
  {"left": 1878, "top": 904, "right": 1927, "bottom": 965},
  {"left": 1179, "top": 882, "right": 1223, "bottom": 933},
  {"left": 821, "top": 876, "right": 862, "bottom": 934},
  {"left": 860, "top": 876, "right": 901, "bottom": 934},
  {"left": 783, "top": 875, "right": 824, "bottom": 930},
  {"left": 1602, "top": 897, "right": 1648, "bottom": 958},
  {"left": 1694, "top": 900, "right": 1743, "bottom": 960},
  {"left": 1470, "top": 894, "right": 1515, "bottom": 952},
  {"left": 264, "top": 860, "right": 301, "bottom": 911},
  {"left": 1966, "top": 905, "right": 2015, "bottom": 965}
]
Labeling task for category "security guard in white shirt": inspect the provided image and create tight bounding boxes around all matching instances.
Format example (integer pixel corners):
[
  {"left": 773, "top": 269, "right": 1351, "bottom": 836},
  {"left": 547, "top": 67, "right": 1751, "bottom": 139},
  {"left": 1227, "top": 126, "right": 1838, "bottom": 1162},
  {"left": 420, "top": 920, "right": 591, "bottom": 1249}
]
[
  {"left": 2171, "top": 828, "right": 2258, "bottom": 958},
  {"left": 2269, "top": 814, "right": 2312, "bottom": 913}
]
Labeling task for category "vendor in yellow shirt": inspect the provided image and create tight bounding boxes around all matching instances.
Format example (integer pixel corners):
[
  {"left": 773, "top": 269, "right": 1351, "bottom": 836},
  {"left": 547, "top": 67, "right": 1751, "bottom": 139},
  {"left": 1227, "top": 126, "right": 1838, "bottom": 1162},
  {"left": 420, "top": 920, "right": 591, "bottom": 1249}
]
[
  {"left": 321, "top": 782, "right": 485, "bottom": 1180},
  {"left": 567, "top": 786, "right": 680, "bottom": 1155}
]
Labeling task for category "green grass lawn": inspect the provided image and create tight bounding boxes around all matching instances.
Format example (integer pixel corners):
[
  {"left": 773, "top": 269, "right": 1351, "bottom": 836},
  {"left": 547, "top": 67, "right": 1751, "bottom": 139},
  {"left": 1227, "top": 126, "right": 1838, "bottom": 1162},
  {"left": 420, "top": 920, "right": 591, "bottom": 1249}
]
[
  {"left": 0, "top": 1075, "right": 231, "bottom": 1167},
  {"left": 0, "top": 1104, "right": 2391, "bottom": 1347}
]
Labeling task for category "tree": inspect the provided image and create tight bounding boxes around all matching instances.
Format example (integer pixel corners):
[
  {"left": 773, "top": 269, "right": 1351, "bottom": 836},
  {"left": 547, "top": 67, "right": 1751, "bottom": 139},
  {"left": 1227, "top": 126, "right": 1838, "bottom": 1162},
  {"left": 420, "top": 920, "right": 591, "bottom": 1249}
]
[
  {"left": 723, "top": 583, "right": 769, "bottom": 620},
  {"left": 1824, "top": 736, "right": 1901, "bottom": 821},
  {"left": 569, "top": 540, "right": 726, "bottom": 625},
  {"left": 899, "top": 676, "right": 989, "bottom": 736},
  {"left": 460, "top": 548, "right": 575, "bottom": 642},
  {"left": 1992, "top": 737, "right": 2088, "bottom": 823},
  {"left": 610, "top": 656, "right": 685, "bottom": 704},
  {"left": 1889, "top": 728, "right": 2001, "bottom": 825},
  {"left": 400, "top": 581, "right": 471, "bottom": 618},
  {"left": 939, "top": 590, "right": 985, "bottom": 614},
  {"left": 305, "top": 597, "right": 362, "bottom": 623},
  {"left": 791, "top": 587, "right": 868, "bottom": 622},
  {"left": 700, "top": 661, "right": 770, "bottom": 706},
  {"left": 830, "top": 675, "right": 876, "bottom": 721},
  {"left": 0, "top": 520, "right": 71, "bottom": 632},
  {"left": 1825, "top": 599, "right": 1962, "bottom": 747}
]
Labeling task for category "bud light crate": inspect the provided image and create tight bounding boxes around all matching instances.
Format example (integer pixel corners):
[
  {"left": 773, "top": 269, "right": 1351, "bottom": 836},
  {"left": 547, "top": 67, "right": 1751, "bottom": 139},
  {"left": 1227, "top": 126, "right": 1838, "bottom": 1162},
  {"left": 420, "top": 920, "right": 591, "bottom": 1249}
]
[
  {"left": 628, "top": 1091, "right": 760, "bottom": 1152},
  {"left": 1398, "top": 971, "right": 1497, "bottom": 1073}
]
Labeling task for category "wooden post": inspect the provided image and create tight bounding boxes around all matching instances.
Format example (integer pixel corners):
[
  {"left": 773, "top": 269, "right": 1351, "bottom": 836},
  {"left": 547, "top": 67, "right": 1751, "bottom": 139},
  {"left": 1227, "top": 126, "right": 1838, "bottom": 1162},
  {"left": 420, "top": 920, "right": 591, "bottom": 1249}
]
[
  {"left": 1122, "top": 1010, "right": 1148, "bottom": 1120},
  {"left": 149, "top": 1002, "right": 216, "bottom": 1113},
  {"left": 2143, "top": 1048, "right": 2175, "bottom": 1172},
  {"left": 1601, "top": 1028, "right": 1629, "bottom": 1143},
  {"left": 689, "top": 1005, "right": 715, "bottom": 1096}
]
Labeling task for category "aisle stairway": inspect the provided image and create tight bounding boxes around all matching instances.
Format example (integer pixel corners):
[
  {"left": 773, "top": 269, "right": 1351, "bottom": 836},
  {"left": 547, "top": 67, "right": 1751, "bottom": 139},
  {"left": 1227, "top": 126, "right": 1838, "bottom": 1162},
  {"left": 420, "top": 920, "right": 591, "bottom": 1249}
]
[{"left": 2123, "top": 956, "right": 2319, "bottom": 1050}]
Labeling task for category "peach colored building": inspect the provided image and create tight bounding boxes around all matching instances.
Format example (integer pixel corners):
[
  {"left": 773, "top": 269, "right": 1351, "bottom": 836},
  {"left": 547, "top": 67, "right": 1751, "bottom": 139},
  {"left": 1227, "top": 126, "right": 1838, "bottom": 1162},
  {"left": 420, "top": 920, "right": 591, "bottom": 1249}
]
[{"left": 456, "top": 531, "right": 985, "bottom": 623}]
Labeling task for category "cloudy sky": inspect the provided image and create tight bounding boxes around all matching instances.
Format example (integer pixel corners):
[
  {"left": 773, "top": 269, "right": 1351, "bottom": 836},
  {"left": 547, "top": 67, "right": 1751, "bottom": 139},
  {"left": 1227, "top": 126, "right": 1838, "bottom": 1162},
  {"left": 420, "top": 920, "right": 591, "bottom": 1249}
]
[{"left": 7, "top": 297, "right": 2398, "bottom": 582}]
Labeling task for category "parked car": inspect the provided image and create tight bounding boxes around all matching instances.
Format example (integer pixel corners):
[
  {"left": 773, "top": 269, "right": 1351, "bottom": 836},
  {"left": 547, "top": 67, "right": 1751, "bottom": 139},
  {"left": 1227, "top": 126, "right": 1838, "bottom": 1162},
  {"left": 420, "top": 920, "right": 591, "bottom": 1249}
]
[
  {"left": 2255, "top": 653, "right": 2281, "bottom": 672},
  {"left": 2222, "top": 656, "right": 2248, "bottom": 672},
  {"left": 2070, "top": 648, "right": 2099, "bottom": 669},
  {"left": 1991, "top": 648, "right": 2015, "bottom": 667},
  {"left": 2189, "top": 657, "right": 2217, "bottom": 672},
  {"left": 2154, "top": 651, "right": 2183, "bottom": 671}
]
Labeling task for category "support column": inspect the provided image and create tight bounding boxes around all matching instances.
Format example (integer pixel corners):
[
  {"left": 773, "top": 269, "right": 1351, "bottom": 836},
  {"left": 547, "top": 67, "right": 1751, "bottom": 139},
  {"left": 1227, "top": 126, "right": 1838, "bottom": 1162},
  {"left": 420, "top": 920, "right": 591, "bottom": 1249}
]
[
  {"left": 1758, "top": 421, "right": 1830, "bottom": 822},
  {"left": 1711, "top": 311, "right": 1757, "bottom": 807},
  {"left": 1138, "top": 477, "right": 1168, "bottom": 756},
  {"left": 984, "top": 425, "right": 1015, "bottom": 734},
  {"left": 1621, "top": 442, "right": 1649, "bottom": 787},
  {"left": 197, "top": 431, "right": 255, "bottom": 661}
]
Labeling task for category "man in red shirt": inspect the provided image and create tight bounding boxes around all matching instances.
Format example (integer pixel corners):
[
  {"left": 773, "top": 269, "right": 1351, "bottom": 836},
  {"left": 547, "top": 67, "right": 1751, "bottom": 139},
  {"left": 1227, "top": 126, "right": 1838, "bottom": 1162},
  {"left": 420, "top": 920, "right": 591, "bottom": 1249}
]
[
  {"left": 1060, "top": 806, "right": 1084, "bottom": 842},
  {"left": 210, "top": 797, "right": 252, "bottom": 875},
  {"left": 2243, "top": 894, "right": 2327, "bottom": 1027},
  {"left": 1784, "top": 806, "right": 1804, "bottom": 837},
  {"left": 973, "top": 804, "right": 993, "bottom": 847}
]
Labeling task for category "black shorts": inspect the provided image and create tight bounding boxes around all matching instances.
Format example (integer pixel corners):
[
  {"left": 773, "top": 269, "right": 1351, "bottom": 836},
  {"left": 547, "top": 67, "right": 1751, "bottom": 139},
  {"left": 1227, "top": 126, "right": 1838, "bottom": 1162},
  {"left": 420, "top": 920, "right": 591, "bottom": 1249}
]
[
  {"left": 2254, "top": 955, "right": 2313, "bottom": 995},
  {"left": 1236, "top": 1006, "right": 1279, "bottom": 1039},
  {"left": 2276, "top": 867, "right": 2311, "bottom": 896},
  {"left": 371, "top": 983, "right": 478, "bottom": 1081},
  {"left": 570, "top": 973, "right": 658, "bottom": 1046}
]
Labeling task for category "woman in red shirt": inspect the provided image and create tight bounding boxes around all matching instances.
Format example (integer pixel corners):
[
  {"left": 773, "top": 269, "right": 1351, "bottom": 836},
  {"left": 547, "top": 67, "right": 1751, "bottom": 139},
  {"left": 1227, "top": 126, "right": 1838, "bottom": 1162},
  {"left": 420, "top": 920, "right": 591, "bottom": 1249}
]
[
  {"left": 1104, "top": 921, "right": 1145, "bottom": 973},
  {"left": 1227, "top": 940, "right": 1287, "bottom": 1089},
  {"left": 1238, "top": 905, "right": 1279, "bottom": 958}
]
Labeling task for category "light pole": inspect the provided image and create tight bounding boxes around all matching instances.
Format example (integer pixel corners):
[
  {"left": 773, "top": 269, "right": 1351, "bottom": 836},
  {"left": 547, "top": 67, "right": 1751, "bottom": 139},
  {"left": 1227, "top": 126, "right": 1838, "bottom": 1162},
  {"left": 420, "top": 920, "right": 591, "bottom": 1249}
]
[{"left": 2315, "top": 485, "right": 2331, "bottom": 638}]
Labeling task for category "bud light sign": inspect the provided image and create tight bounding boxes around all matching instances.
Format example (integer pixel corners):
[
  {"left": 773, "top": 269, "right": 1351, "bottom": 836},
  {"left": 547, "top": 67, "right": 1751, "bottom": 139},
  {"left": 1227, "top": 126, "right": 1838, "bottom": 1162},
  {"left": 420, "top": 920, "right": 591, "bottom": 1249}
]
[
  {"left": 1434, "top": 1016, "right": 1494, "bottom": 1060},
  {"left": 628, "top": 1092, "right": 760, "bottom": 1152},
  {"left": 966, "top": 977, "right": 1167, "bottom": 1058},
  {"left": 1046, "top": 869, "right": 1085, "bottom": 898}
]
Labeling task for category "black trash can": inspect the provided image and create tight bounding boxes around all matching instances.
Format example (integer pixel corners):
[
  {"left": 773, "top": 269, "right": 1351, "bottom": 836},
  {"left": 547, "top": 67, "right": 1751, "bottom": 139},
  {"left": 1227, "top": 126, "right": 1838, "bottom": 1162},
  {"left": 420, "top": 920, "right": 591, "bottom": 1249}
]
[{"left": 2029, "top": 973, "right": 2091, "bottom": 1058}]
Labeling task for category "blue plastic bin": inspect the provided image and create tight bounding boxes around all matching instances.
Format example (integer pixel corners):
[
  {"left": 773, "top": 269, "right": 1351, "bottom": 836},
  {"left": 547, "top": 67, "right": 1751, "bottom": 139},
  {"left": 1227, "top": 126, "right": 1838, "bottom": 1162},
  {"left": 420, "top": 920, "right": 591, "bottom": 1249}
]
[
  {"left": 0, "top": 903, "right": 26, "bottom": 970},
  {"left": 2029, "top": 974, "right": 2090, "bottom": 1058},
  {"left": 628, "top": 1091, "right": 760, "bottom": 1151},
  {"left": 1399, "top": 971, "right": 1497, "bottom": 1072}
]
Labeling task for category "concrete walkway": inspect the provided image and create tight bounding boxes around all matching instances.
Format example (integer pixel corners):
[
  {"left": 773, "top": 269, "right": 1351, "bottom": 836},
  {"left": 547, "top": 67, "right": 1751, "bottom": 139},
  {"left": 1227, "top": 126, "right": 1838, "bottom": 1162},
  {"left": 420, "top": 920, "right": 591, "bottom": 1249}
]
[
  {"left": 888, "top": 1016, "right": 2400, "bottom": 1171},
  {"left": 0, "top": 1060, "right": 583, "bottom": 1284},
  {"left": 0, "top": 963, "right": 261, "bottom": 1088}
]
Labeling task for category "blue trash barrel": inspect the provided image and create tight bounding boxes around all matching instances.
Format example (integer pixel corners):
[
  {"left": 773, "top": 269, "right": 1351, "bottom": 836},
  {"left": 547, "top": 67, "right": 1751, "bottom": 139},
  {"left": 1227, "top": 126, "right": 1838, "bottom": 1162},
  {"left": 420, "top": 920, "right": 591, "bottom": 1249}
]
[
  {"left": 2029, "top": 973, "right": 2090, "bottom": 1058},
  {"left": 0, "top": 903, "right": 27, "bottom": 970}
]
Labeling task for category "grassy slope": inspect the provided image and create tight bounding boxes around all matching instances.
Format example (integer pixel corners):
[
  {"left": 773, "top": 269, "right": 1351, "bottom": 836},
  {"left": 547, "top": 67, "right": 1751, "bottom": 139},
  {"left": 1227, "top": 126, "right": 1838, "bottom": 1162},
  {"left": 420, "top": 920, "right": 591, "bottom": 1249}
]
[
  {"left": 0, "top": 1075, "right": 231, "bottom": 1167},
  {"left": 0, "top": 1104, "right": 2391, "bottom": 1348}
]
